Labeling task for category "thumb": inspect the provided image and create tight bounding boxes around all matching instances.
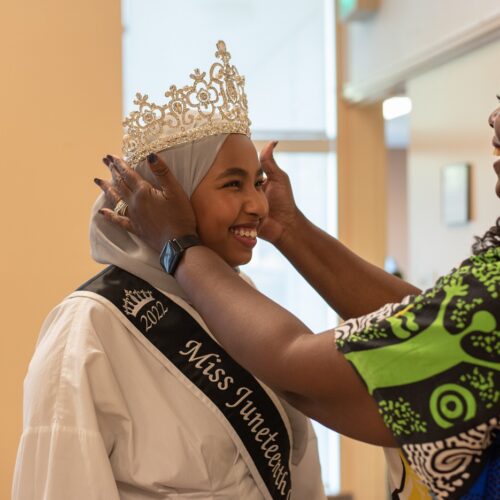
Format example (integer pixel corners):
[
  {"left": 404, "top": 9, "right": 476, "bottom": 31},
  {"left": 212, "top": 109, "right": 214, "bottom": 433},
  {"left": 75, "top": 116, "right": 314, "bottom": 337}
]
[{"left": 259, "top": 141, "right": 281, "bottom": 180}]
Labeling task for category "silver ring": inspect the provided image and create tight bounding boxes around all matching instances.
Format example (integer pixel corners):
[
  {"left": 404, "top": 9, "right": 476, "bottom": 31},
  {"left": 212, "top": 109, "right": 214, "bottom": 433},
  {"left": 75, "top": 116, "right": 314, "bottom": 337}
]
[{"left": 113, "top": 199, "right": 128, "bottom": 216}]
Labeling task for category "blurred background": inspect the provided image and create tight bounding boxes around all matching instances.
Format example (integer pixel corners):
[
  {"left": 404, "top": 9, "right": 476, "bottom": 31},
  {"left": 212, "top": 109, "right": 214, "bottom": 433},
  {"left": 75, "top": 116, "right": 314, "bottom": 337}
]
[{"left": 1, "top": 1, "right": 499, "bottom": 498}]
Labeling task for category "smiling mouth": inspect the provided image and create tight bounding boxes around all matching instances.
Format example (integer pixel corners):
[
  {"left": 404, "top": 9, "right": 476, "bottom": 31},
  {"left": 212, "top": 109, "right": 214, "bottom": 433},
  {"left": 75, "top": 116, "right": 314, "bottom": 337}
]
[
  {"left": 229, "top": 226, "right": 258, "bottom": 250},
  {"left": 230, "top": 227, "right": 258, "bottom": 239}
]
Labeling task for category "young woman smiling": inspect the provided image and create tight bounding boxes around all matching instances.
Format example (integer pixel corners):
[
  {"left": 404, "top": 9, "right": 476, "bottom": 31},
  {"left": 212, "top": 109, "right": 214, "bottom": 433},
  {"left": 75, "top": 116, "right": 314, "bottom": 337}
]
[{"left": 12, "top": 42, "right": 327, "bottom": 500}]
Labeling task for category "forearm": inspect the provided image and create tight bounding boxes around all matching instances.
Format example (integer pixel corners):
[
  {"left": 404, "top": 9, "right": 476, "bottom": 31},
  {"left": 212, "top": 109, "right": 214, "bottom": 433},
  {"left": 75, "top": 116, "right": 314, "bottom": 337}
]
[
  {"left": 176, "top": 245, "right": 313, "bottom": 394},
  {"left": 175, "top": 245, "right": 397, "bottom": 446},
  {"left": 275, "top": 212, "right": 421, "bottom": 319}
]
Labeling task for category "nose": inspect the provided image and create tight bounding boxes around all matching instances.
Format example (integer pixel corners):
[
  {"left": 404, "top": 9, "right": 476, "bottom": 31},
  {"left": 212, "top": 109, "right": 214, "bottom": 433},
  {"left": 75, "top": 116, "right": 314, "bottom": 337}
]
[{"left": 243, "top": 188, "right": 269, "bottom": 219}]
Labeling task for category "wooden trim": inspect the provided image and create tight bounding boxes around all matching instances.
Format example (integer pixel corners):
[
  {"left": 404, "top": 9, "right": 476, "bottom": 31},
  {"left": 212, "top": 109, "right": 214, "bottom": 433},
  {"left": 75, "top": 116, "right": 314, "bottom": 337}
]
[
  {"left": 336, "top": 19, "right": 387, "bottom": 266},
  {"left": 336, "top": 9, "right": 388, "bottom": 500},
  {"left": 252, "top": 139, "right": 335, "bottom": 153}
]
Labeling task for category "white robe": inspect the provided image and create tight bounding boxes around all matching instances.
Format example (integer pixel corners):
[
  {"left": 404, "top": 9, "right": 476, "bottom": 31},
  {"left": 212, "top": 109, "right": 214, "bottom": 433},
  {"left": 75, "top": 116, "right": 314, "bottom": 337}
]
[{"left": 12, "top": 283, "right": 326, "bottom": 500}]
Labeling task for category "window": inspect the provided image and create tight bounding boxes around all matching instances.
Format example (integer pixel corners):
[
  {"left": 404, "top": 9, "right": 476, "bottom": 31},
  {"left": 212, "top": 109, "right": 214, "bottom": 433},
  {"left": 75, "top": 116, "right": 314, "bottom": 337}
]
[{"left": 122, "top": 0, "right": 339, "bottom": 493}]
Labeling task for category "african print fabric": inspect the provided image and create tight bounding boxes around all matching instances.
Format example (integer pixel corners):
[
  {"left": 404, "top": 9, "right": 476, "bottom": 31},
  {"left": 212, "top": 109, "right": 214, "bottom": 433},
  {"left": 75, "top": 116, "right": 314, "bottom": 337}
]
[{"left": 336, "top": 247, "right": 500, "bottom": 499}]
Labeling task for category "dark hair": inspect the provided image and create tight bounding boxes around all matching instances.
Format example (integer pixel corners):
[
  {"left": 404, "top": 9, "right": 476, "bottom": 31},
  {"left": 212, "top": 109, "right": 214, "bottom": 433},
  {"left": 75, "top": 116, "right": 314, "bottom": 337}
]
[{"left": 471, "top": 217, "right": 500, "bottom": 254}]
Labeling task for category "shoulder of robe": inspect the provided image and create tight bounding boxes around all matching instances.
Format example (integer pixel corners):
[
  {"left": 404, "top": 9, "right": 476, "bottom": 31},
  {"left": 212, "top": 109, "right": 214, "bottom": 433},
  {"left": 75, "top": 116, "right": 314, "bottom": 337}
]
[
  {"left": 23, "top": 293, "right": 128, "bottom": 427},
  {"left": 34, "top": 292, "right": 125, "bottom": 363},
  {"left": 45, "top": 291, "right": 124, "bottom": 331}
]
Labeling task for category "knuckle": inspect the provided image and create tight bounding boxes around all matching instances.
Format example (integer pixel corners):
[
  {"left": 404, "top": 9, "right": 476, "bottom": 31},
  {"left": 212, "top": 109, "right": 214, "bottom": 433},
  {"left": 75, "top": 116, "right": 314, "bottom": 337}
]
[
  {"left": 154, "top": 165, "right": 169, "bottom": 178},
  {"left": 135, "top": 183, "right": 150, "bottom": 201}
]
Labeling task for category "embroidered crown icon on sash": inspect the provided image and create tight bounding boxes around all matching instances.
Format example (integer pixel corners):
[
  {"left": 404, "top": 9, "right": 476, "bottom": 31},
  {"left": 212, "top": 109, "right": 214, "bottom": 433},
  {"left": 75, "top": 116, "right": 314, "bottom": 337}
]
[
  {"left": 122, "top": 289, "right": 154, "bottom": 317},
  {"left": 122, "top": 40, "right": 251, "bottom": 167}
]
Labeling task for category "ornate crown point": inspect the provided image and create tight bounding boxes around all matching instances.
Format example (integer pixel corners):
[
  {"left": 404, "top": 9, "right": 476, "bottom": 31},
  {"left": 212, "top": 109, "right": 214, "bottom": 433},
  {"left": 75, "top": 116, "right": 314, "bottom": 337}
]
[
  {"left": 122, "top": 40, "right": 251, "bottom": 166},
  {"left": 122, "top": 289, "right": 155, "bottom": 317}
]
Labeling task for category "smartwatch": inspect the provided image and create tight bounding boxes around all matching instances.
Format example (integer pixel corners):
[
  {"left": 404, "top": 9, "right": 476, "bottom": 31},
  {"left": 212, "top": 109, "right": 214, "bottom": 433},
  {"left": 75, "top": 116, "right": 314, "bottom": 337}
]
[{"left": 160, "top": 234, "right": 201, "bottom": 275}]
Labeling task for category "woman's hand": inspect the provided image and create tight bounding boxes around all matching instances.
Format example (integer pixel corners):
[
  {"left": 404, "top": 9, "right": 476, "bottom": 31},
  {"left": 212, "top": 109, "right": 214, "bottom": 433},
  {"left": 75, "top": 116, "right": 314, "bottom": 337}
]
[
  {"left": 95, "top": 154, "right": 197, "bottom": 253},
  {"left": 259, "top": 142, "right": 303, "bottom": 246}
]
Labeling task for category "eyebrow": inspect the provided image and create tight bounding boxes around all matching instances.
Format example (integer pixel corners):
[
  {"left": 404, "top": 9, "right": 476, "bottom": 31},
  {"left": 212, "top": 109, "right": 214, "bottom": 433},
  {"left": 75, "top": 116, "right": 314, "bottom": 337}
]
[{"left": 216, "top": 166, "right": 264, "bottom": 179}]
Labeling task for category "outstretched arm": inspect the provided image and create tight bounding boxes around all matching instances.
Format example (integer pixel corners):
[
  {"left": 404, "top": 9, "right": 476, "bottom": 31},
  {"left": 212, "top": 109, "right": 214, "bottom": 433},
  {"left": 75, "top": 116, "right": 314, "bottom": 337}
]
[
  {"left": 257, "top": 143, "right": 421, "bottom": 320},
  {"left": 95, "top": 155, "right": 396, "bottom": 447},
  {"left": 175, "top": 244, "right": 395, "bottom": 446}
]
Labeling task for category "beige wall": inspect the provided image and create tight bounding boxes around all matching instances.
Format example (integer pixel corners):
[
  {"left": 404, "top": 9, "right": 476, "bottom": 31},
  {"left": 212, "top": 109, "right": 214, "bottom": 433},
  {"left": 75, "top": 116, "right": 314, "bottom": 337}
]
[
  {"left": 0, "top": 1, "right": 122, "bottom": 496},
  {"left": 387, "top": 148, "right": 408, "bottom": 277},
  {"left": 407, "top": 38, "right": 500, "bottom": 289}
]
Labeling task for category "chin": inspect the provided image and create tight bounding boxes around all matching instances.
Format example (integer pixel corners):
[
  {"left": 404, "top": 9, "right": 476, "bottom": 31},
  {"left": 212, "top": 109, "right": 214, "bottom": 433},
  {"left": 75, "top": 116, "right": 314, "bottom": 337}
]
[
  {"left": 237, "top": 256, "right": 252, "bottom": 266},
  {"left": 225, "top": 252, "right": 252, "bottom": 268},
  {"left": 229, "top": 256, "right": 252, "bottom": 268}
]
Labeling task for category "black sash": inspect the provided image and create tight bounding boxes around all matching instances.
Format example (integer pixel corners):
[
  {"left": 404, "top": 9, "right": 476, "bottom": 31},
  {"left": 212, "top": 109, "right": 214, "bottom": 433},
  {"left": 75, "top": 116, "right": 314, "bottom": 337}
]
[{"left": 78, "top": 266, "right": 292, "bottom": 500}]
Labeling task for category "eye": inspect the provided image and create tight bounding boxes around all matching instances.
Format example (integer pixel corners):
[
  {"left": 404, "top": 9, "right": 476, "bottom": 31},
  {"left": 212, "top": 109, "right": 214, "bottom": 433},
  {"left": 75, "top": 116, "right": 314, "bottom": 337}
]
[
  {"left": 223, "top": 180, "right": 241, "bottom": 188},
  {"left": 255, "top": 178, "right": 266, "bottom": 189}
]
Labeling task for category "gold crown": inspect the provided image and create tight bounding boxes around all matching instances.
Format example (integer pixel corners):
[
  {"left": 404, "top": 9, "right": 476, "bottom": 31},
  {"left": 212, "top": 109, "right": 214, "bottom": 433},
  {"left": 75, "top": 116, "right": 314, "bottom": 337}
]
[{"left": 122, "top": 40, "right": 251, "bottom": 166}]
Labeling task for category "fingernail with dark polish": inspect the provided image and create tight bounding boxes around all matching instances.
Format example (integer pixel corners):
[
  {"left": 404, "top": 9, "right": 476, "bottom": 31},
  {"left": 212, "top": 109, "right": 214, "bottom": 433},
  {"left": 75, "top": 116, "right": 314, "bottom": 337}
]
[
  {"left": 98, "top": 208, "right": 106, "bottom": 215},
  {"left": 94, "top": 177, "right": 102, "bottom": 186},
  {"left": 272, "top": 141, "right": 279, "bottom": 148},
  {"left": 147, "top": 153, "right": 158, "bottom": 164},
  {"left": 102, "top": 157, "right": 111, "bottom": 166}
]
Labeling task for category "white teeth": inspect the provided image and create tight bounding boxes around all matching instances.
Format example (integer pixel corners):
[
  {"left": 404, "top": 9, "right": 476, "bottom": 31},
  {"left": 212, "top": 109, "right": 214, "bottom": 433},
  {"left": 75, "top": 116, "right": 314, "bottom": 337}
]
[
  {"left": 494, "top": 147, "right": 500, "bottom": 157},
  {"left": 231, "top": 227, "right": 257, "bottom": 238}
]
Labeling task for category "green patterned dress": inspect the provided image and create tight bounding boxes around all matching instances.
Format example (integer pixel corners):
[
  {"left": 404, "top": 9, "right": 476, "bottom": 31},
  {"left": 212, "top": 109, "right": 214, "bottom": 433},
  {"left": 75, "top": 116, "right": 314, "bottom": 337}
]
[{"left": 335, "top": 247, "right": 500, "bottom": 499}]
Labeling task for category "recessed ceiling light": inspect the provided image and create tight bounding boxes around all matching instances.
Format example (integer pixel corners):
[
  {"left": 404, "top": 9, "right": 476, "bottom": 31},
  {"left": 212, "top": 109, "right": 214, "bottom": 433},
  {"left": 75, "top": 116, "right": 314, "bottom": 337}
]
[{"left": 383, "top": 96, "right": 412, "bottom": 120}]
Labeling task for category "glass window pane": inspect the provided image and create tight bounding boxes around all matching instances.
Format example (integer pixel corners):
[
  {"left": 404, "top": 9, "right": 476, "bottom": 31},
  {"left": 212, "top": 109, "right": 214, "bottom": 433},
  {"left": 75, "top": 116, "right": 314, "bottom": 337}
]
[
  {"left": 243, "top": 152, "right": 337, "bottom": 330},
  {"left": 122, "top": 0, "right": 329, "bottom": 133}
]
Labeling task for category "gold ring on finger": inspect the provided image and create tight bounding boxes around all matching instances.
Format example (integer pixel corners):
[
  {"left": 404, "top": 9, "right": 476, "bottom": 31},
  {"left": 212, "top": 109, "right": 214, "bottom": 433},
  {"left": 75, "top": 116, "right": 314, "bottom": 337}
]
[{"left": 113, "top": 199, "right": 128, "bottom": 216}]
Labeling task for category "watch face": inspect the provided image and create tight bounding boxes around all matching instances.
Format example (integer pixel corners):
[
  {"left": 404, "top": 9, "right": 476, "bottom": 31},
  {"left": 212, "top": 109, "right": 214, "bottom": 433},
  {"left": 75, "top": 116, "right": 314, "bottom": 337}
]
[
  {"left": 160, "top": 235, "right": 200, "bottom": 275},
  {"left": 164, "top": 241, "right": 180, "bottom": 275}
]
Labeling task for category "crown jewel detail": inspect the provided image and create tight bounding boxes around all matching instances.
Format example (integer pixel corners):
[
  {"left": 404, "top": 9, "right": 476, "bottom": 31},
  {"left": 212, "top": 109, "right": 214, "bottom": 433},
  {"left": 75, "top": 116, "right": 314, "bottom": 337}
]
[{"left": 122, "top": 41, "right": 251, "bottom": 166}]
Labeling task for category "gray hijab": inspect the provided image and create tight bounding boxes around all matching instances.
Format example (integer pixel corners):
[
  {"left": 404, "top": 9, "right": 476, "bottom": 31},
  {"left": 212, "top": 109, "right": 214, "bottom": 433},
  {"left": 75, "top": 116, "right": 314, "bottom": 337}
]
[{"left": 89, "top": 134, "right": 229, "bottom": 299}]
